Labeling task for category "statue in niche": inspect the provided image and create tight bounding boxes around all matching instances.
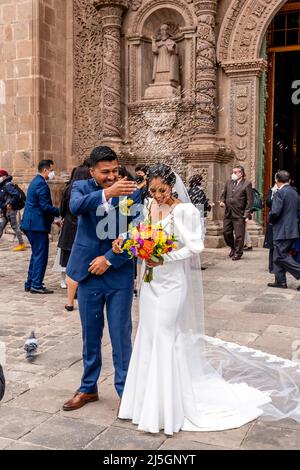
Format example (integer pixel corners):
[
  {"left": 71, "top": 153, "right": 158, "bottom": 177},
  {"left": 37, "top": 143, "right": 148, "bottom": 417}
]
[
  {"left": 144, "top": 23, "right": 180, "bottom": 100},
  {"left": 152, "top": 24, "right": 179, "bottom": 86}
]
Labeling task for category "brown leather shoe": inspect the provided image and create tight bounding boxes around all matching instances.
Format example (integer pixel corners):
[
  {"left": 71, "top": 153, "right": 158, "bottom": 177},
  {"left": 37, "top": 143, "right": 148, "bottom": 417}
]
[{"left": 62, "top": 391, "right": 99, "bottom": 411}]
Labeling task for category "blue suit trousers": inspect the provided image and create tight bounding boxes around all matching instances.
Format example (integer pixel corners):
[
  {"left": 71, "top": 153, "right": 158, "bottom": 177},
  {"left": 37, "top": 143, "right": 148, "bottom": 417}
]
[
  {"left": 78, "top": 274, "right": 133, "bottom": 397},
  {"left": 24, "top": 230, "right": 49, "bottom": 290}
]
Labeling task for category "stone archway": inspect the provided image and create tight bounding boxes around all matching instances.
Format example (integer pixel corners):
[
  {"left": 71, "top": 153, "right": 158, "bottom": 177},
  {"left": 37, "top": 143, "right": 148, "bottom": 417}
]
[{"left": 216, "top": 0, "right": 288, "bottom": 186}]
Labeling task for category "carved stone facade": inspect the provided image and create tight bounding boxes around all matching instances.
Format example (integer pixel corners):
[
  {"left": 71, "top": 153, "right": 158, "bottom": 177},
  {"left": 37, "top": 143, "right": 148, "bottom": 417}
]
[{"left": 0, "top": 0, "right": 291, "bottom": 243}]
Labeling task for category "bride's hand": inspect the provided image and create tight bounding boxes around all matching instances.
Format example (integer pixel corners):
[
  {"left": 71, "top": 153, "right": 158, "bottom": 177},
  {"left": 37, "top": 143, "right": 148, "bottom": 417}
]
[
  {"left": 146, "top": 258, "right": 163, "bottom": 268},
  {"left": 112, "top": 237, "right": 124, "bottom": 254}
]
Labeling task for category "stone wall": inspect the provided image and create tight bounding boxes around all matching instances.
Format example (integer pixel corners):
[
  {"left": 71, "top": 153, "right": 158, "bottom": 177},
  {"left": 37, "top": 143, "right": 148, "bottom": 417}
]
[
  {"left": 38, "top": 0, "right": 67, "bottom": 172},
  {"left": 0, "top": 0, "right": 68, "bottom": 178},
  {"left": 0, "top": 0, "right": 35, "bottom": 175}
]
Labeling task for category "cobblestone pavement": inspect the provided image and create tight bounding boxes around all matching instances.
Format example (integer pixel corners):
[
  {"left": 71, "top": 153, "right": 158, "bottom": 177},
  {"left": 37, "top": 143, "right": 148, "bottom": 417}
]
[{"left": 1, "top": 234, "right": 300, "bottom": 450}]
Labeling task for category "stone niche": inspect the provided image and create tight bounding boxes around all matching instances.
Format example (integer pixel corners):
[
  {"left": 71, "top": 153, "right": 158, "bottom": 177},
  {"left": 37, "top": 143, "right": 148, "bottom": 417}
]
[{"left": 121, "top": 1, "right": 197, "bottom": 174}]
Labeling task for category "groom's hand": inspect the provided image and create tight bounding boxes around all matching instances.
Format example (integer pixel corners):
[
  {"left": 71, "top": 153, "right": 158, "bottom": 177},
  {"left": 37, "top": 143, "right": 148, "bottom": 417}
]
[
  {"left": 88, "top": 256, "right": 110, "bottom": 275},
  {"left": 104, "top": 177, "right": 137, "bottom": 199}
]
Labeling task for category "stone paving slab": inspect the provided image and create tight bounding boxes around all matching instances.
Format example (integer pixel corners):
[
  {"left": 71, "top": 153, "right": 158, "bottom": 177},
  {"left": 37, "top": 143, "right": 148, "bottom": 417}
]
[
  {"left": 20, "top": 415, "right": 105, "bottom": 450},
  {"left": 0, "top": 407, "right": 51, "bottom": 440},
  {"left": 1, "top": 242, "right": 300, "bottom": 449},
  {"left": 159, "top": 439, "right": 228, "bottom": 450},
  {"left": 241, "top": 422, "right": 300, "bottom": 450},
  {"left": 85, "top": 425, "right": 167, "bottom": 450}
]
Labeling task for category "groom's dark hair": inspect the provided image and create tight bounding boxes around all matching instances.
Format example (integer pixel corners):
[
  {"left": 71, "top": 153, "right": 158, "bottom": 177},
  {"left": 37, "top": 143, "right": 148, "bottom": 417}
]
[{"left": 90, "top": 146, "right": 117, "bottom": 167}]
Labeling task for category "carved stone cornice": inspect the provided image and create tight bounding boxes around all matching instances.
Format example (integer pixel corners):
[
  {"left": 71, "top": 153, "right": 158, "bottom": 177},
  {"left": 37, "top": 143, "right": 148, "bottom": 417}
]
[
  {"left": 222, "top": 59, "right": 268, "bottom": 78},
  {"left": 94, "top": 0, "right": 128, "bottom": 11}
]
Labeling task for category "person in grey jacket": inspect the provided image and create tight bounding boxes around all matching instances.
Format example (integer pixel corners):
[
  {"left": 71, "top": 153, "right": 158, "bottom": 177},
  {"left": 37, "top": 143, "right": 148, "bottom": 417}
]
[{"left": 268, "top": 170, "right": 300, "bottom": 289}]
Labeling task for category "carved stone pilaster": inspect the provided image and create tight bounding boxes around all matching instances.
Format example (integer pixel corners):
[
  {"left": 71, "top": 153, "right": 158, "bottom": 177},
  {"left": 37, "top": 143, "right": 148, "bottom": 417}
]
[
  {"left": 194, "top": 0, "right": 217, "bottom": 135},
  {"left": 73, "top": 0, "right": 104, "bottom": 159},
  {"left": 95, "top": 1, "right": 128, "bottom": 142}
]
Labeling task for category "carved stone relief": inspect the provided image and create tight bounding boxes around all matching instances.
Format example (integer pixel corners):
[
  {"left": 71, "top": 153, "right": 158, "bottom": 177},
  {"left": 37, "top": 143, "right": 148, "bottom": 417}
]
[
  {"left": 73, "top": 0, "right": 103, "bottom": 159},
  {"left": 127, "top": 100, "right": 200, "bottom": 174},
  {"left": 230, "top": 79, "right": 256, "bottom": 181},
  {"left": 129, "top": 0, "right": 143, "bottom": 10},
  {"left": 217, "top": 0, "right": 287, "bottom": 62},
  {"left": 194, "top": 1, "right": 217, "bottom": 134}
]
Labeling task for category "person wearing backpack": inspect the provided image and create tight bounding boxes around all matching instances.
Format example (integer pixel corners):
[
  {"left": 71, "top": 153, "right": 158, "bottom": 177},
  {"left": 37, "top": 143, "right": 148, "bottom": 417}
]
[{"left": 0, "top": 169, "right": 26, "bottom": 251}]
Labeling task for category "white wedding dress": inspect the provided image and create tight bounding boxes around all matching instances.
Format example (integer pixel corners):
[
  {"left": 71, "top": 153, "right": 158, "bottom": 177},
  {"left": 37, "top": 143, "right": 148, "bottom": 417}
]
[{"left": 119, "top": 202, "right": 300, "bottom": 435}]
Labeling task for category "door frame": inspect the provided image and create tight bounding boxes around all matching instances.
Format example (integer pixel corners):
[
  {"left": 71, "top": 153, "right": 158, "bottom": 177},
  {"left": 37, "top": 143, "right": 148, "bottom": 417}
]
[{"left": 264, "top": 45, "right": 300, "bottom": 227}]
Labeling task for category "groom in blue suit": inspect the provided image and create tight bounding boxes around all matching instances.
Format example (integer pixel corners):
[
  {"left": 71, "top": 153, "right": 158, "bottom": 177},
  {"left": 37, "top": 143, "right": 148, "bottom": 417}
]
[{"left": 63, "top": 146, "right": 140, "bottom": 411}]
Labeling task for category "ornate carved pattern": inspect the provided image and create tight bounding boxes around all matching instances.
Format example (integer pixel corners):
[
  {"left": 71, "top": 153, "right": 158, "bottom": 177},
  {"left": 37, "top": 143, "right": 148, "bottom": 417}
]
[
  {"left": 102, "top": 11, "right": 123, "bottom": 138},
  {"left": 194, "top": 1, "right": 217, "bottom": 134},
  {"left": 129, "top": 0, "right": 142, "bottom": 10},
  {"left": 218, "top": 0, "right": 286, "bottom": 62},
  {"left": 73, "top": 0, "right": 104, "bottom": 159},
  {"left": 127, "top": 101, "right": 199, "bottom": 174},
  {"left": 130, "top": 0, "right": 195, "bottom": 35},
  {"left": 230, "top": 80, "right": 255, "bottom": 181}
]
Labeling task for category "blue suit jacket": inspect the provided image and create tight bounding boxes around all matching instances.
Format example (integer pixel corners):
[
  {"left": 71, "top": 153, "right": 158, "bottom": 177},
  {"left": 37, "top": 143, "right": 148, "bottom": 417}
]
[
  {"left": 66, "top": 179, "right": 141, "bottom": 289},
  {"left": 269, "top": 185, "right": 300, "bottom": 240},
  {"left": 20, "top": 174, "right": 60, "bottom": 233}
]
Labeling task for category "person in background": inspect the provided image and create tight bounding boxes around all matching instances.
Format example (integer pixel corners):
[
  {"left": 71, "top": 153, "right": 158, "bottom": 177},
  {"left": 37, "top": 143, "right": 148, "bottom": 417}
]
[
  {"left": 119, "top": 166, "right": 135, "bottom": 181},
  {"left": 58, "top": 166, "right": 91, "bottom": 311},
  {"left": 188, "top": 174, "right": 212, "bottom": 218},
  {"left": 188, "top": 173, "right": 212, "bottom": 270},
  {"left": 0, "top": 169, "right": 26, "bottom": 251},
  {"left": 244, "top": 224, "right": 253, "bottom": 251},
  {"left": 263, "top": 183, "right": 278, "bottom": 273},
  {"left": 219, "top": 165, "right": 253, "bottom": 261},
  {"left": 135, "top": 164, "right": 149, "bottom": 204},
  {"left": 268, "top": 170, "right": 300, "bottom": 289},
  {"left": 21, "top": 160, "right": 60, "bottom": 294},
  {"left": 82, "top": 157, "right": 91, "bottom": 168}
]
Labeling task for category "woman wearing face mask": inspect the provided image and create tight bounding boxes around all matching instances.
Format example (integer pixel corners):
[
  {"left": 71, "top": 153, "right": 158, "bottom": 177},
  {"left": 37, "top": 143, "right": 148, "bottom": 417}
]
[{"left": 21, "top": 160, "right": 60, "bottom": 294}]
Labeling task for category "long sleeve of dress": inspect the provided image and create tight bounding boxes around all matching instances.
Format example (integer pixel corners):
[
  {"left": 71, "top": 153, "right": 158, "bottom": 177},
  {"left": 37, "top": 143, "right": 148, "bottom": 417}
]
[{"left": 163, "top": 203, "right": 204, "bottom": 264}]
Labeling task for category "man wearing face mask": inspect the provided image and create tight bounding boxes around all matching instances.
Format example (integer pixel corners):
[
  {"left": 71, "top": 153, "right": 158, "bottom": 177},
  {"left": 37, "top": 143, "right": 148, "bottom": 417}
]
[
  {"left": 21, "top": 160, "right": 60, "bottom": 294},
  {"left": 219, "top": 165, "right": 253, "bottom": 260}
]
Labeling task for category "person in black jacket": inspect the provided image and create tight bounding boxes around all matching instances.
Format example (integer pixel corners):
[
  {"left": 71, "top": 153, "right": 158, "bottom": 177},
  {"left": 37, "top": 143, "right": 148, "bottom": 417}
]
[
  {"left": 0, "top": 169, "right": 25, "bottom": 251},
  {"left": 188, "top": 174, "right": 212, "bottom": 218},
  {"left": 268, "top": 170, "right": 300, "bottom": 289},
  {"left": 58, "top": 165, "right": 91, "bottom": 310},
  {"left": 263, "top": 185, "right": 278, "bottom": 273}
]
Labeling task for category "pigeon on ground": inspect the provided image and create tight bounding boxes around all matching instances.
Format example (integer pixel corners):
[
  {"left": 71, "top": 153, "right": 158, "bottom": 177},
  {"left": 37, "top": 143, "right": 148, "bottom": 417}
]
[{"left": 24, "top": 331, "right": 38, "bottom": 360}]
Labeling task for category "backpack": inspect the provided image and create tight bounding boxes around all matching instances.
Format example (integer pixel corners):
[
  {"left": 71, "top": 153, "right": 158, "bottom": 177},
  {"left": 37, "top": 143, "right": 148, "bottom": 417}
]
[
  {"left": 9, "top": 183, "right": 26, "bottom": 210},
  {"left": 252, "top": 188, "right": 263, "bottom": 212}
]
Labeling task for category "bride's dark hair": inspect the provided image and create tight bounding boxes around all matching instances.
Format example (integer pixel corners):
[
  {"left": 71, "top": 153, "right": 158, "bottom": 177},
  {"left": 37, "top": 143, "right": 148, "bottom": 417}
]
[{"left": 147, "top": 163, "right": 176, "bottom": 187}]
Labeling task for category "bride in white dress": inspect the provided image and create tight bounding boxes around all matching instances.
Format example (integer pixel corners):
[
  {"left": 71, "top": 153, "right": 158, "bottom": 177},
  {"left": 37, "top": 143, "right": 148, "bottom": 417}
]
[{"left": 115, "top": 164, "right": 300, "bottom": 435}]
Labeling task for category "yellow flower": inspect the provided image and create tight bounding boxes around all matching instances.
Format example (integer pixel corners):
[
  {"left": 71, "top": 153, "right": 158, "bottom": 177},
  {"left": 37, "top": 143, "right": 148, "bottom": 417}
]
[{"left": 119, "top": 197, "right": 134, "bottom": 216}]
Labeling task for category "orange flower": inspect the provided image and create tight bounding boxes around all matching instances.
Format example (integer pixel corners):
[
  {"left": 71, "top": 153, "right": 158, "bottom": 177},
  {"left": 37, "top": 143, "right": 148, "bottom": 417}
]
[{"left": 138, "top": 240, "right": 155, "bottom": 259}]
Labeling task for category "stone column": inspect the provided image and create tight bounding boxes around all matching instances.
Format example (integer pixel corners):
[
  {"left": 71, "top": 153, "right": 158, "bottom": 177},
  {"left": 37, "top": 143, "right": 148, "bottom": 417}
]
[
  {"left": 194, "top": 0, "right": 217, "bottom": 136},
  {"left": 94, "top": 0, "right": 128, "bottom": 148}
]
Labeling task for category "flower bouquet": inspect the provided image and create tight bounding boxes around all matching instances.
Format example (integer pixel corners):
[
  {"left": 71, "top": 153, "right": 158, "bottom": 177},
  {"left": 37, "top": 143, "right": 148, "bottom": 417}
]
[{"left": 123, "top": 222, "right": 177, "bottom": 282}]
